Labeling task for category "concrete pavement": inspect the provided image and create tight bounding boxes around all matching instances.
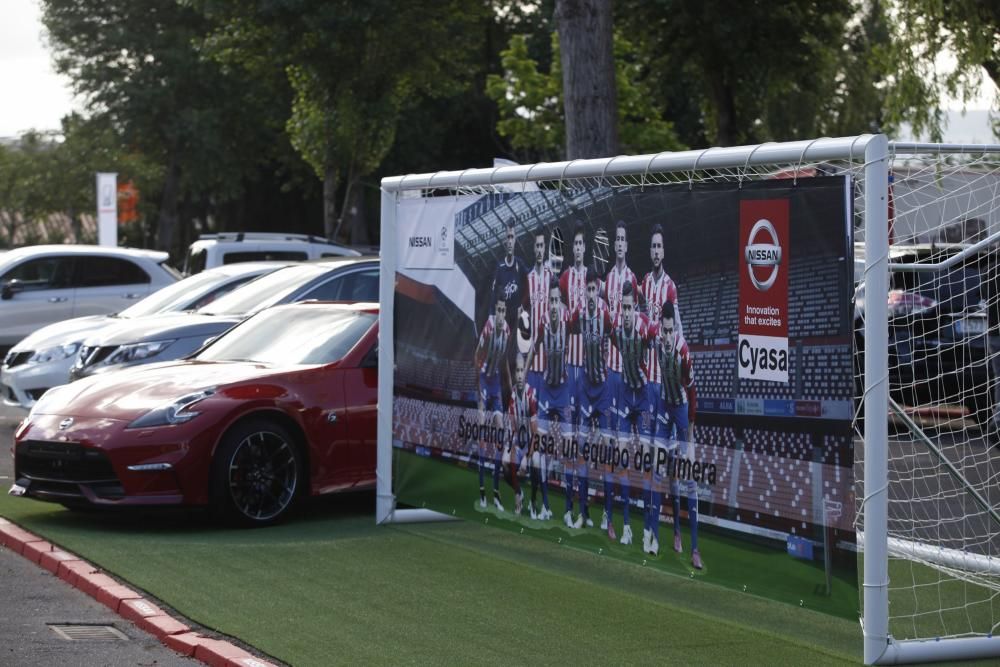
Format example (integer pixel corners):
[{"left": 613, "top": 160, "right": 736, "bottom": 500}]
[
  {"left": 0, "top": 402, "right": 279, "bottom": 667},
  {"left": 1, "top": 403, "right": 201, "bottom": 666}
]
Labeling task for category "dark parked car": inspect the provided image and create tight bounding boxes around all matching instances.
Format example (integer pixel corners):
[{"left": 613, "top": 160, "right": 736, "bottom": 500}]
[{"left": 855, "top": 244, "right": 994, "bottom": 423}]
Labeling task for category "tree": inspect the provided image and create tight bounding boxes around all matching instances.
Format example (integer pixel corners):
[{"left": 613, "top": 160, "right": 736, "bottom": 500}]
[
  {"left": 618, "top": 0, "right": 859, "bottom": 147},
  {"left": 555, "top": 0, "right": 618, "bottom": 158},
  {"left": 884, "top": 0, "right": 1000, "bottom": 140},
  {"left": 42, "top": 0, "right": 294, "bottom": 254},
  {"left": 486, "top": 32, "right": 682, "bottom": 162},
  {"left": 202, "top": 0, "right": 487, "bottom": 243}
]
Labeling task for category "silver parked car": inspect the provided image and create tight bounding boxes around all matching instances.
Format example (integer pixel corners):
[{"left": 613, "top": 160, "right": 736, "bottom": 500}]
[
  {"left": 0, "top": 245, "right": 179, "bottom": 351},
  {"left": 70, "top": 257, "right": 379, "bottom": 380},
  {"left": 1, "top": 261, "right": 292, "bottom": 407}
]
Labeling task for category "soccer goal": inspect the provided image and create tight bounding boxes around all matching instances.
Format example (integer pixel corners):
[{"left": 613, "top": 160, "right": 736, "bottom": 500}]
[{"left": 377, "top": 134, "right": 1000, "bottom": 664}]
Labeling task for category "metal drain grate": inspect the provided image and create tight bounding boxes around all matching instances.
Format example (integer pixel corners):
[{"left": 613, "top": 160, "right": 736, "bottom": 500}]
[{"left": 49, "top": 624, "right": 128, "bottom": 641}]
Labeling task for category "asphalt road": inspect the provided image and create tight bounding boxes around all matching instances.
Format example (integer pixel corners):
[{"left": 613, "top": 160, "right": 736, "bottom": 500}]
[{"left": 0, "top": 402, "right": 198, "bottom": 667}]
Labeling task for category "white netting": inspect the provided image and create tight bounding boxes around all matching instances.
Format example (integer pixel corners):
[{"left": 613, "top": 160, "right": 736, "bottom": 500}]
[{"left": 855, "top": 149, "right": 1000, "bottom": 644}]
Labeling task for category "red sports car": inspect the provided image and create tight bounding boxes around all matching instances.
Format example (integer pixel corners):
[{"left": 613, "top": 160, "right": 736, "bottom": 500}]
[{"left": 10, "top": 302, "right": 378, "bottom": 525}]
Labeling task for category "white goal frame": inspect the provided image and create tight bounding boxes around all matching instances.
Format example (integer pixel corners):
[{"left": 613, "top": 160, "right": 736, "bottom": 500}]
[{"left": 377, "top": 134, "right": 1000, "bottom": 664}]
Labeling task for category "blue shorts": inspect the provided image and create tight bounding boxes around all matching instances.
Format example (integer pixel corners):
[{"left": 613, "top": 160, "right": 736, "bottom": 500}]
[
  {"left": 567, "top": 365, "right": 584, "bottom": 423},
  {"left": 538, "top": 379, "right": 572, "bottom": 416},
  {"left": 526, "top": 370, "right": 544, "bottom": 395},
  {"left": 656, "top": 401, "right": 689, "bottom": 444},
  {"left": 606, "top": 370, "right": 622, "bottom": 427},
  {"left": 618, "top": 385, "right": 652, "bottom": 419},
  {"left": 578, "top": 378, "right": 612, "bottom": 425},
  {"left": 479, "top": 372, "right": 502, "bottom": 413}
]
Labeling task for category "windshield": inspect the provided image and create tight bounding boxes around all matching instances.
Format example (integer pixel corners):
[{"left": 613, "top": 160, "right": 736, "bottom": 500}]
[
  {"left": 197, "top": 308, "right": 375, "bottom": 365},
  {"left": 196, "top": 264, "right": 326, "bottom": 317},
  {"left": 120, "top": 270, "right": 243, "bottom": 318}
]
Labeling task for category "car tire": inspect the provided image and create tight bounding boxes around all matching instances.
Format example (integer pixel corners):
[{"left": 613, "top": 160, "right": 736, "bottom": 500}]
[{"left": 211, "top": 418, "right": 303, "bottom": 527}]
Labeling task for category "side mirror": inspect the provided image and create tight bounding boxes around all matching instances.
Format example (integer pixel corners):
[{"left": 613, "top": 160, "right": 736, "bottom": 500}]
[
  {"left": 1, "top": 280, "right": 21, "bottom": 301},
  {"left": 361, "top": 344, "right": 378, "bottom": 368}
]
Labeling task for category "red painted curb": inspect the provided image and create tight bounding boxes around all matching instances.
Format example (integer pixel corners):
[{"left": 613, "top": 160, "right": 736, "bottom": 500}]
[
  {"left": 75, "top": 571, "right": 120, "bottom": 598},
  {"left": 94, "top": 583, "right": 143, "bottom": 612},
  {"left": 2, "top": 518, "right": 279, "bottom": 667},
  {"left": 21, "top": 539, "right": 54, "bottom": 564},
  {"left": 229, "top": 658, "right": 280, "bottom": 667},
  {"left": 0, "top": 524, "right": 43, "bottom": 554},
  {"left": 57, "top": 559, "right": 97, "bottom": 586},
  {"left": 139, "top": 614, "right": 190, "bottom": 639},
  {"left": 120, "top": 597, "right": 165, "bottom": 624},
  {"left": 38, "top": 549, "right": 79, "bottom": 575},
  {"left": 164, "top": 631, "right": 205, "bottom": 657},
  {"left": 194, "top": 638, "right": 254, "bottom": 667}
]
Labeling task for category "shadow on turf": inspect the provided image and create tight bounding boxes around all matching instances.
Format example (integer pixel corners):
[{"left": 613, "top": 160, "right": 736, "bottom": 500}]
[{"left": 12, "top": 490, "right": 379, "bottom": 536}]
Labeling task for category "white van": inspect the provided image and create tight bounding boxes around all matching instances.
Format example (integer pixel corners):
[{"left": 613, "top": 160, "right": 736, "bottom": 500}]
[{"left": 182, "top": 232, "right": 362, "bottom": 275}]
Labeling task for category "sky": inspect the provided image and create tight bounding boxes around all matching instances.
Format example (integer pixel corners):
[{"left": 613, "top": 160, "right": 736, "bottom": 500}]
[{"left": 0, "top": 0, "right": 996, "bottom": 143}]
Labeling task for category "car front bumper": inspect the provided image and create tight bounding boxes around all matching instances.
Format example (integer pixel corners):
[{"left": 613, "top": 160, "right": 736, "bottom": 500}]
[
  {"left": 12, "top": 413, "right": 219, "bottom": 508},
  {"left": 1, "top": 357, "right": 74, "bottom": 408}
]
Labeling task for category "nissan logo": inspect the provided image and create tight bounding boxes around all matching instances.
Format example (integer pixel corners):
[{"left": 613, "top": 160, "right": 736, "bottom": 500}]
[
  {"left": 58, "top": 417, "right": 74, "bottom": 430},
  {"left": 745, "top": 218, "right": 782, "bottom": 291}
]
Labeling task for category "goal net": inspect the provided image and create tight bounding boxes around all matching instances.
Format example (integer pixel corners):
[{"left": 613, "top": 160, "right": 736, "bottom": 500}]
[{"left": 854, "top": 144, "right": 1000, "bottom": 663}]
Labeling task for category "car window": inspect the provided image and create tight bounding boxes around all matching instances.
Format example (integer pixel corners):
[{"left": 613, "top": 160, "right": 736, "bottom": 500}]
[
  {"left": 0, "top": 256, "right": 74, "bottom": 290},
  {"left": 222, "top": 251, "right": 307, "bottom": 264},
  {"left": 197, "top": 308, "right": 376, "bottom": 365},
  {"left": 197, "top": 264, "right": 328, "bottom": 316},
  {"left": 184, "top": 248, "right": 207, "bottom": 275},
  {"left": 73, "top": 257, "right": 150, "bottom": 287},
  {"left": 119, "top": 270, "right": 257, "bottom": 318},
  {"left": 303, "top": 268, "right": 379, "bottom": 301},
  {"left": 184, "top": 274, "right": 261, "bottom": 310}
]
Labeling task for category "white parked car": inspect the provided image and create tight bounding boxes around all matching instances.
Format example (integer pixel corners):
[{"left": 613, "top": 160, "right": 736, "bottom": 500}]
[
  {"left": 182, "top": 232, "right": 361, "bottom": 275},
  {"left": 0, "top": 261, "right": 292, "bottom": 408},
  {"left": 0, "top": 245, "right": 179, "bottom": 351}
]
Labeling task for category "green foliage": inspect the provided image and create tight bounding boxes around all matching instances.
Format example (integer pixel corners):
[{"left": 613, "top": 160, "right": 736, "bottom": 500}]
[
  {"left": 883, "top": 0, "right": 1000, "bottom": 141},
  {"left": 0, "top": 116, "right": 161, "bottom": 247},
  {"left": 486, "top": 34, "right": 564, "bottom": 161},
  {"left": 486, "top": 30, "right": 682, "bottom": 161},
  {"left": 618, "top": 0, "right": 867, "bottom": 147}
]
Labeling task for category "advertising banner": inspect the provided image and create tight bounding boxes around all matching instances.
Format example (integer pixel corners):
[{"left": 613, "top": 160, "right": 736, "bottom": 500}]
[{"left": 392, "top": 177, "right": 856, "bottom": 617}]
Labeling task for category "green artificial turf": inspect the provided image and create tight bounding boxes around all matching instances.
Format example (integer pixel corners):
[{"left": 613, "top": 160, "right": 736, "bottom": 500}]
[
  {"left": 0, "top": 489, "right": 860, "bottom": 666},
  {"left": 394, "top": 449, "right": 859, "bottom": 619}
]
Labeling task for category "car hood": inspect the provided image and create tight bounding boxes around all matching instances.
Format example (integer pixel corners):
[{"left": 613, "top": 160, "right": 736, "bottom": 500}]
[
  {"left": 10, "top": 315, "right": 114, "bottom": 352},
  {"left": 32, "top": 359, "right": 293, "bottom": 420},
  {"left": 81, "top": 313, "right": 242, "bottom": 346}
]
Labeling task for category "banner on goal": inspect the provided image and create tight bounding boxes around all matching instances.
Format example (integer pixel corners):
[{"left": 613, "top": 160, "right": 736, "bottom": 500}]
[{"left": 391, "top": 176, "right": 856, "bottom": 616}]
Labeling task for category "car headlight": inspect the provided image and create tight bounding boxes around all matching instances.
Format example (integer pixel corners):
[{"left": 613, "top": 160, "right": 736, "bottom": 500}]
[
  {"left": 27, "top": 342, "right": 81, "bottom": 365},
  {"left": 126, "top": 388, "right": 216, "bottom": 429},
  {"left": 27, "top": 385, "right": 65, "bottom": 417},
  {"left": 106, "top": 340, "right": 176, "bottom": 365}
]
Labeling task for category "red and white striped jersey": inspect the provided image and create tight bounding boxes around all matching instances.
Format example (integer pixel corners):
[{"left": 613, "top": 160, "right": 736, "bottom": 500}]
[
  {"left": 641, "top": 270, "right": 680, "bottom": 384},
  {"left": 604, "top": 263, "right": 638, "bottom": 372},
  {"left": 560, "top": 264, "right": 588, "bottom": 366},
  {"left": 650, "top": 324, "right": 698, "bottom": 423},
  {"left": 528, "top": 308, "right": 570, "bottom": 381},
  {"left": 525, "top": 264, "right": 555, "bottom": 372},
  {"left": 476, "top": 315, "right": 510, "bottom": 376},
  {"left": 508, "top": 384, "right": 538, "bottom": 435},
  {"left": 609, "top": 312, "right": 654, "bottom": 391},
  {"left": 569, "top": 299, "right": 613, "bottom": 385}
]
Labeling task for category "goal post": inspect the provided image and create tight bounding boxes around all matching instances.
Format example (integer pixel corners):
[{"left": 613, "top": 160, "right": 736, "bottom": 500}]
[{"left": 376, "top": 134, "right": 1000, "bottom": 664}]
